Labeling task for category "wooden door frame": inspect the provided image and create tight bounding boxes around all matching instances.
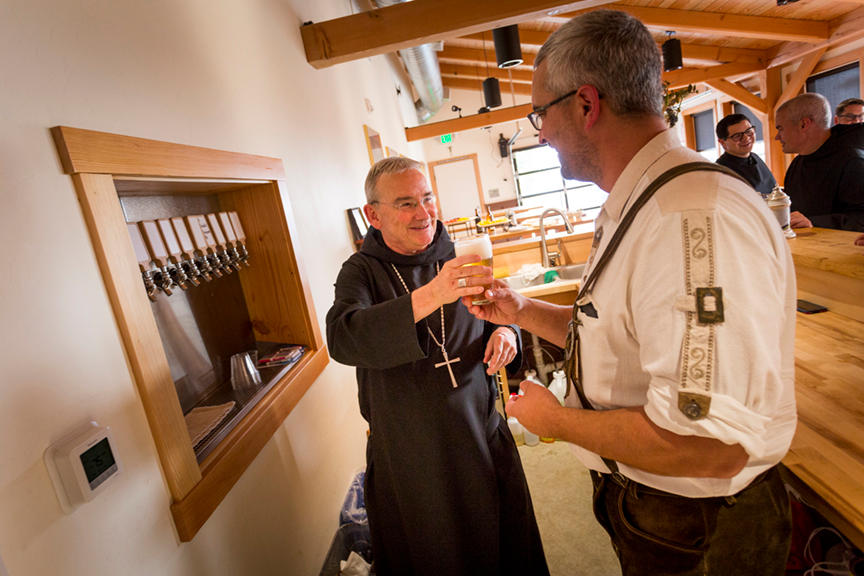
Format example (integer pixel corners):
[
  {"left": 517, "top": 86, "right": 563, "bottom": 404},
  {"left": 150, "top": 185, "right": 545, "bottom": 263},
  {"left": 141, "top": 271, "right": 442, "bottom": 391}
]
[{"left": 427, "top": 153, "right": 485, "bottom": 219}]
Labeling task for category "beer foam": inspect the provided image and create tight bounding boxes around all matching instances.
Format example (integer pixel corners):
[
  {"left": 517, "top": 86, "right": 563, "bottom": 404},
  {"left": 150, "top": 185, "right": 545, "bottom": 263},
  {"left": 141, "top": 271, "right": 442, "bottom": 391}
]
[{"left": 454, "top": 235, "right": 492, "bottom": 259}]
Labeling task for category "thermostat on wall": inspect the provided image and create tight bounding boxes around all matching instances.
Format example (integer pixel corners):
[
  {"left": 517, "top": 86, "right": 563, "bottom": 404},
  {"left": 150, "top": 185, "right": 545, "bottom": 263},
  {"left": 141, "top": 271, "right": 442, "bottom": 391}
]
[{"left": 45, "top": 421, "right": 121, "bottom": 513}]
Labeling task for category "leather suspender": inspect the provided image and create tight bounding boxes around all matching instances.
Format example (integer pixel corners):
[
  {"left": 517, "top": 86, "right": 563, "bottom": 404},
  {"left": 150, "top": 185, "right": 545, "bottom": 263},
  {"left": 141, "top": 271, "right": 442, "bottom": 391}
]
[{"left": 564, "top": 161, "right": 748, "bottom": 474}]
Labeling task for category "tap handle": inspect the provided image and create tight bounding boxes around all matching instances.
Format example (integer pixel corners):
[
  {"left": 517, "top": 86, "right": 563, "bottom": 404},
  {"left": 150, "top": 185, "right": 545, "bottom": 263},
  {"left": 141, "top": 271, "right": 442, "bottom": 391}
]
[
  {"left": 127, "top": 222, "right": 153, "bottom": 271},
  {"left": 206, "top": 213, "right": 228, "bottom": 249},
  {"left": 139, "top": 221, "right": 170, "bottom": 268},
  {"left": 229, "top": 211, "right": 250, "bottom": 265},
  {"left": 157, "top": 219, "right": 183, "bottom": 264},
  {"left": 170, "top": 217, "right": 195, "bottom": 258},
  {"left": 229, "top": 211, "right": 246, "bottom": 243},
  {"left": 218, "top": 212, "right": 238, "bottom": 247}
]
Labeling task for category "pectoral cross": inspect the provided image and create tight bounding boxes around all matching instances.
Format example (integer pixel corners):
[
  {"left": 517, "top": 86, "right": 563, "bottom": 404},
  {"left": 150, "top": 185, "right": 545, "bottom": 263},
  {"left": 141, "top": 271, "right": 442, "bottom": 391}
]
[{"left": 435, "top": 348, "right": 461, "bottom": 388}]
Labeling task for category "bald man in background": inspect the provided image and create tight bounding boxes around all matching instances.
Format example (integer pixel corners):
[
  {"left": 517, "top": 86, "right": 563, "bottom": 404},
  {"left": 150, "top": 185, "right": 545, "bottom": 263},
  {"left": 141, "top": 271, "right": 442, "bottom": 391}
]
[{"left": 775, "top": 93, "right": 864, "bottom": 231}]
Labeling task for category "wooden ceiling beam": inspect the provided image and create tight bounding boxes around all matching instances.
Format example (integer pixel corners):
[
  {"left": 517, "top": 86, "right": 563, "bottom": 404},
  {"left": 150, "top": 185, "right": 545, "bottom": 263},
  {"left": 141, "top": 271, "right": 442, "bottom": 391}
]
[
  {"left": 462, "top": 28, "right": 550, "bottom": 47},
  {"left": 663, "top": 62, "right": 765, "bottom": 90},
  {"left": 405, "top": 104, "right": 533, "bottom": 142},
  {"left": 440, "top": 63, "right": 534, "bottom": 83},
  {"left": 768, "top": 6, "right": 864, "bottom": 68},
  {"left": 443, "top": 78, "right": 533, "bottom": 97},
  {"left": 445, "top": 39, "right": 765, "bottom": 70},
  {"left": 775, "top": 48, "right": 828, "bottom": 110},
  {"left": 439, "top": 46, "right": 536, "bottom": 67},
  {"left": 562, "top": 6, "right": 829, "bottom": 44},
  {"left": 703, "top": 79, "right": 768, "bottom": 115},
  {"left": 300, "top": 0, "right": 617, "bottom": 69}
]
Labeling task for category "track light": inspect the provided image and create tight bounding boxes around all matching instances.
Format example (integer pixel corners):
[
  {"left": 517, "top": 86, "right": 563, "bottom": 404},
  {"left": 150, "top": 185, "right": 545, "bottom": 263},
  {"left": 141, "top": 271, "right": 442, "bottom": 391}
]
[
  {"left": 492, "top": 25, "right": 523, "bottom": 69},
  {"left": 662, "top": 32, "right": 682, "bottom": 72}
]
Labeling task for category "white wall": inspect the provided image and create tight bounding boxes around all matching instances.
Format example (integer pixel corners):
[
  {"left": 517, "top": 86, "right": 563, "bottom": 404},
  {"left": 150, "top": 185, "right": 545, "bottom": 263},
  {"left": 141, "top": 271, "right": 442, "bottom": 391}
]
[
  {"left": 422, "top": 88, "right": 536, "bottom": 212},
  {"left": 0, "top": 1, "right": 423, "bottom": 574}
]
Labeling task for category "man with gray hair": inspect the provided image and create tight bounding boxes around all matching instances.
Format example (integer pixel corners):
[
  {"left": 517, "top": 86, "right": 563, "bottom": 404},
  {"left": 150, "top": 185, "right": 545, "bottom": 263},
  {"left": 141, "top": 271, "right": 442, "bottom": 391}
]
[
  {"left": 327, "top": 156, "right": 548, "bottom": 575},
  {"left": 776, "top": 92, "right": 864, "bottom": 231},
  {"left": 466, "top": 10, "right": 795, "bottom": 575}
]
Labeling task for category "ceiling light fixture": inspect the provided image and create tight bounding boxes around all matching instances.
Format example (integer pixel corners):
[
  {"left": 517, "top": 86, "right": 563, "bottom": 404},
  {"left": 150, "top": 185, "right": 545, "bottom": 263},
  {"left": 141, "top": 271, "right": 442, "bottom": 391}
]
[
  {"left": 492, "top": 25, "right": 524, "bottom": 69},
  {"left": 662, "top": 31, "right": 683, "bottom": 72}
]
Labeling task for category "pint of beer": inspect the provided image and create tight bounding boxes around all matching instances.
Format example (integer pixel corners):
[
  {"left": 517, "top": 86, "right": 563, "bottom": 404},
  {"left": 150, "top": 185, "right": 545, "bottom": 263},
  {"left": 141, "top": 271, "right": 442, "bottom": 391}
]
[{"left": 453, "top": 234, "right": 493, "bottom": 305}]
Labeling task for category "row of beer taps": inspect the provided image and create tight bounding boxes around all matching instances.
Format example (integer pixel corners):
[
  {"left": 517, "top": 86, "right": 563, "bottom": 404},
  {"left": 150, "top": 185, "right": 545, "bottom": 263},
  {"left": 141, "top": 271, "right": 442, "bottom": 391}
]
[{"left": 127, "top": 211, "right": 250, "bottom": 301}]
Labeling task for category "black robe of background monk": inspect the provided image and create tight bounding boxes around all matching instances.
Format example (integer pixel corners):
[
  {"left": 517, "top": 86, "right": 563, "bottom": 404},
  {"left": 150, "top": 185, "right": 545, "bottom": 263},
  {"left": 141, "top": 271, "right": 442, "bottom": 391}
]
[{"left": 326, "top": 223, "right": 548, "bottom": 576}]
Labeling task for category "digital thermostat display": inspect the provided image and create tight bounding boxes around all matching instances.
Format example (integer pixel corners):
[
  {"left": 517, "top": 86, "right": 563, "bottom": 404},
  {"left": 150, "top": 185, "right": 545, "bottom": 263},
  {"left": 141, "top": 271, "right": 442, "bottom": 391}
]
[
  {"left": 45, "top": 421, "right": 121, "bottom": 513},
  {"left": 80, "top": 437, "right": 117, "bottom": 490}
]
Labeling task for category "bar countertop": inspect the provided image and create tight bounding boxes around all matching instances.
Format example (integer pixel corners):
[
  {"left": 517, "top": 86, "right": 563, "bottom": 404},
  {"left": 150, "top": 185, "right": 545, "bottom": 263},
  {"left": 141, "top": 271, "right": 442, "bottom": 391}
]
[{"left": 782, "top": 227, "right": 864, "bottom": 551}]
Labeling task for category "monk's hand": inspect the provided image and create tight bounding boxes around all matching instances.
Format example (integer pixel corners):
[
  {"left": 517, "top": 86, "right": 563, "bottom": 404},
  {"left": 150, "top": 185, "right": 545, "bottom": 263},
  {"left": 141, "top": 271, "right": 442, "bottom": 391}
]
[
  {"left": 506, "top": 379, "right": 562, "bottom": 439},
  {"left": 430, "top": 254, "right": 492, "bottom": 305},
  {"left": 855, "top": 234, "right": 864, "bottom": 247},
  {"left": 462, "top": 279, "right": 523, "bottom": 326},
  {"left": 484, "top": 326, "right": 517, "bottom": 374},
  {"left": 790, "top": 211, "right": 812, "bottom": 229}
]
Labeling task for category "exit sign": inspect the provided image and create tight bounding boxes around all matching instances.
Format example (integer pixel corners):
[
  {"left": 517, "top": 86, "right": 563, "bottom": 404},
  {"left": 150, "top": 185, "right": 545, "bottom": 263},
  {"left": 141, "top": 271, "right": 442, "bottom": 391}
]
[{"left": 440, "top": 133, "right": 453, "bottom": 144}]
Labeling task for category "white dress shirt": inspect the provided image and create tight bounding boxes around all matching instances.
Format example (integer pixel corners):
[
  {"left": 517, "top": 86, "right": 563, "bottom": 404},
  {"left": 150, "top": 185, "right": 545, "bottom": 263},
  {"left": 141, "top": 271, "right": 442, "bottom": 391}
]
[{"left": 567, "top": 130, "right": 797, "bottom": 497}]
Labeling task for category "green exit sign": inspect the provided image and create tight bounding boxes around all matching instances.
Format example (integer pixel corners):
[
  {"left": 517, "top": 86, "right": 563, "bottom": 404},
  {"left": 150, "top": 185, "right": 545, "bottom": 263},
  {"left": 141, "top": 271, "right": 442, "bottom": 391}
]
[{"left": 440, "top": 133, "right": 453, "bottom": 144}]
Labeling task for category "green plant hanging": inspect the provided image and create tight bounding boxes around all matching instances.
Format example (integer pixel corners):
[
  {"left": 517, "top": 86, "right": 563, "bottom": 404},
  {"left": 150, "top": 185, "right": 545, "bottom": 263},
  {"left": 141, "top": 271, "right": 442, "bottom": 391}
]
[{"left": 663, "top": 82, "right": 697, "bottom": 127}]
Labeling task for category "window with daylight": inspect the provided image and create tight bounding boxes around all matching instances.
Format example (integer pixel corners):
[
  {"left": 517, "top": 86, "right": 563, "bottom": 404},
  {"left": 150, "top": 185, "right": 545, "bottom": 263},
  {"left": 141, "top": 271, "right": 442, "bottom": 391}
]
[{"left": 511, "top": 144, "right": 607, "bottom": 219}]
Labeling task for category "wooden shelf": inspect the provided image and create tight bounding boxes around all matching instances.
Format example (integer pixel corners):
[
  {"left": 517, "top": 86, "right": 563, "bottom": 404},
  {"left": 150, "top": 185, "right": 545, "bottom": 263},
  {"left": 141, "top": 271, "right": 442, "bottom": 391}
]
[{"left": 52, "top": 126, "right": 327, "bottom": 541}]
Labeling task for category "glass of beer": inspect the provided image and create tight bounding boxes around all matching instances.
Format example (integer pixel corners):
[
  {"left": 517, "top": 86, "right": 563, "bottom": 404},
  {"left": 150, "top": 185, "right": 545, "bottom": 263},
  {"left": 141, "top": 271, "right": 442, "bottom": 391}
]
[{"left": 454, "top": 234, "right": 493, "bottom": 305}]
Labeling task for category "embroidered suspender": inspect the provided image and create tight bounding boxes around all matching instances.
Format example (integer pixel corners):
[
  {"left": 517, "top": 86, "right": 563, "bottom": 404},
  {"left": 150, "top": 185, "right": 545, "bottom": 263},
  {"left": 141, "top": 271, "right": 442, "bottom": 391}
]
[{"left": 565, "top": 161, "right": 747, "bottom": 474}]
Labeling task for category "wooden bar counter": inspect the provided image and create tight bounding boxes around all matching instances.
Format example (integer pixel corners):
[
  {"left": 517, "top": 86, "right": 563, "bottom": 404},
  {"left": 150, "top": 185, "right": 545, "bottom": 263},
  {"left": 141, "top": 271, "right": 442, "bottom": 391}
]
[{"left": 782, "top": 227, "right": 864, "bottom": 551}]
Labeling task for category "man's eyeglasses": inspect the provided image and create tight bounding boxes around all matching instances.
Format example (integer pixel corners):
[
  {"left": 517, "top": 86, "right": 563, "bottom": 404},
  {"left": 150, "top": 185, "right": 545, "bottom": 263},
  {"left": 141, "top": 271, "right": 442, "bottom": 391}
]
[
  {"left": 838, "top": 113, "right": 864, "bottom": 123},
  {"left": 725, "top": 126, "right": 755, "bottom": 143},
  {"left": 527, "top": 88, "right": 581, "bottom": 131},
  {"left": 371, "top": 195, "right": 436, "bottom": 213}
]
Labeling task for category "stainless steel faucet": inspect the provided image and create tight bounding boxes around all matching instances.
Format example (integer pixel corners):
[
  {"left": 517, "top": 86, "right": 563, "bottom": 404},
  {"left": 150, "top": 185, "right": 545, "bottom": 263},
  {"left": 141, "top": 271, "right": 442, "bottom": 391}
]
[{"left": 539, "top": 208, "right": 574, "bottom": 268}]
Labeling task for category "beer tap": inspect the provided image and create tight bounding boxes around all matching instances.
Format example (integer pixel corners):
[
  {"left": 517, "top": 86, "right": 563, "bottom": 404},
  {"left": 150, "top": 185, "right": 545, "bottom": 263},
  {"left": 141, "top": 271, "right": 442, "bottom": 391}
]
[
  {"left": 157, "top": 219, "right": 198, "bottom": 288},
  {"left": 217, "top": 211, "right": 244, "bottom": 269},
  {"left": 228, "top": 211, "right": 250, "bottom": 266},
  {"left": 170, "top": 216, "right": 211, "bottom": 282},
  {"left": 138, "top": 221, "right": 175, "bottom": 295},
  {"left": 127, "top": 222, "right": 159, "bottom": 301},
  {"left": 185, "top": 215, "right": 227, "bottom": 277},
  {"left": 207, "top": 213, "right": 241, "bottom": 273}
]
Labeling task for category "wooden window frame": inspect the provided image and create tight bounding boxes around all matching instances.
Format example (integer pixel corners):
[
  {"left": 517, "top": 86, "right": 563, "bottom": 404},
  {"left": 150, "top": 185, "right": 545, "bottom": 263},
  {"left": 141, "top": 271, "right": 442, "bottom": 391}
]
[{"left": 51, "top": 126, "right": 328, "bottom": 541}]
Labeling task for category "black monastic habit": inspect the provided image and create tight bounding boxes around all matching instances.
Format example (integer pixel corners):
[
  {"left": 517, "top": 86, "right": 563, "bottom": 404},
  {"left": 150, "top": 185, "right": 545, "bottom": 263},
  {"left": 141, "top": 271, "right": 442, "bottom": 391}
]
[
  {"left": 784, "top": 123, "right": 864, "bottom": 232},
  {"left": 715, "top": 152, "right": 777, "bottom": 197},
  {"left": 326, "top": 223, "right": 548, "bottom": 576}
]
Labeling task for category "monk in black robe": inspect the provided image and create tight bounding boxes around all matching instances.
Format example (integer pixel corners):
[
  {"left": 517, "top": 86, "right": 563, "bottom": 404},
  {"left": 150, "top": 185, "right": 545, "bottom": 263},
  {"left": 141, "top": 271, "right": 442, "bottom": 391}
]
[{"left": 326, "top": 157, "right": 548, "bottom": 576}]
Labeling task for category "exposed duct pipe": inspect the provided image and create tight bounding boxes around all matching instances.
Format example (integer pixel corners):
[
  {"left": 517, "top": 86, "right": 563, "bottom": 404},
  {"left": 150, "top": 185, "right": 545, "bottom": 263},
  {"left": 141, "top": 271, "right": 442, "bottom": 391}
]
[{"left": 373, "top": 0, "right": 444, "bottom": 122}]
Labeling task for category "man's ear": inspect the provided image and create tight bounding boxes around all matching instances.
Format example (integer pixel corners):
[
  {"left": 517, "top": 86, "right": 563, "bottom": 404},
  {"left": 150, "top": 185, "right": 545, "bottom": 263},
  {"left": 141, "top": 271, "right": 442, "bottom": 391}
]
[
  {"left": 718, "top": 139, "right": 728, "bottom": 152},
  {"left": 363, "top": 204, "right": 379, "bottom": 229},
  {"left": 579, "top": 85, "right": 603, "bottom": 129}
]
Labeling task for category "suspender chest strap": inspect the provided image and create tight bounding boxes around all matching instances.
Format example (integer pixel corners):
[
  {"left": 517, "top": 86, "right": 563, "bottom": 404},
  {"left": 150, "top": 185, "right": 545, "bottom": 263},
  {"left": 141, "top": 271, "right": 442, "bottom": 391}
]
[{"left": 565, "top": 161, "right": 748, "bottom": 474}]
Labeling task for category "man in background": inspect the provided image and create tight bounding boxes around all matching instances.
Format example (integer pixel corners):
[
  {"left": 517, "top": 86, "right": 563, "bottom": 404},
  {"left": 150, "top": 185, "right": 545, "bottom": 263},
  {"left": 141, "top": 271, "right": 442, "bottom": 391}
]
[
  {"left": 834, "top": 97, "right": 864, "bottom": 125},
  {"left": 715, "top": 113, "right": 777, "bottom": 196},
  {"left": 775, "top": 92, "right": 864, "bottom": 231}
]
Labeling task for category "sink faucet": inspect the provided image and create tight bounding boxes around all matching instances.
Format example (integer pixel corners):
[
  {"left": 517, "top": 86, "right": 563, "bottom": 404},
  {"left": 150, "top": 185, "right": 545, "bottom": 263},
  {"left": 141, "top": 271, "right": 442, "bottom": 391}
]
[{"left": 539, "top": 208, "right": 574, "bottom": 268}]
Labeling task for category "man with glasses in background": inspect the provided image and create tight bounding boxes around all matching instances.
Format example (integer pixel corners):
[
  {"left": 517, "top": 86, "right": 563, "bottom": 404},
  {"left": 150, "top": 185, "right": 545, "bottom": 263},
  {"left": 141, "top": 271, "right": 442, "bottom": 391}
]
[
  {"left": 715, "top": 113, "right": 777, "bottom": 196},
  {"left": 834, "top": 97, "right": 864, "bottom": 125},
  {"left": 326, "top": 157, "right": 548, "bottom": 576}
]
